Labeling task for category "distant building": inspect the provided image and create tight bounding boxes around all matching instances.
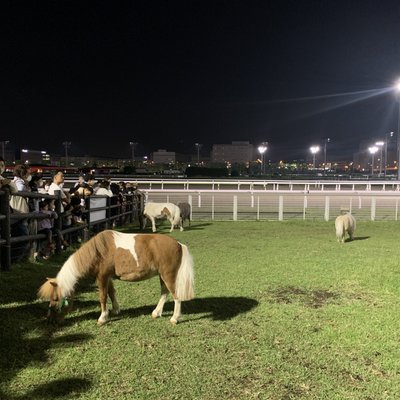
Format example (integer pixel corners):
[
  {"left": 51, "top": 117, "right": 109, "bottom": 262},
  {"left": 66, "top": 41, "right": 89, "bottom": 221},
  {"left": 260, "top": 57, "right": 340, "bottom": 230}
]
[
  {"left": 152, "top": 149, "right": 176, "bottom": 164},
  {"left": 211, "top": 141, "right": 254, "bottom": 164},
  {"left": 18, "top": 148, "right": 51, "bottom": 164}
]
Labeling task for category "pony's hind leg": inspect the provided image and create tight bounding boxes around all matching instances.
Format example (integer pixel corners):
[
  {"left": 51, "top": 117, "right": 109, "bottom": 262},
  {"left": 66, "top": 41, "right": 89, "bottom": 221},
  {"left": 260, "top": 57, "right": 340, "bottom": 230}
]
[
  {"left": 152, "top": 278, "right": 169, "bottom": 319},
  {"left": 108, "top": 280, "right": 120, "bottom": 316},
  {"left": 170, "top": 299, "right": 182, "bottom": 325},
  {"left": 97, "top": 276, "right": 110, "bottom": 325}
]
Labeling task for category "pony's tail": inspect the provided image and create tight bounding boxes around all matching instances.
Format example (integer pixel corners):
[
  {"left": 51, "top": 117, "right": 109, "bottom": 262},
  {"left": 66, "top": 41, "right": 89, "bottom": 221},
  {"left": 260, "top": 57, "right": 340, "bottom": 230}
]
[
  {"left": 173, "top": 206, "right": 182, "bottom": 227},
  {"left": 175, "top": 243, "right": 195, "bottom": 301},
  {"left": 335, "top": 219, "right": 344, "bottom": 241}
]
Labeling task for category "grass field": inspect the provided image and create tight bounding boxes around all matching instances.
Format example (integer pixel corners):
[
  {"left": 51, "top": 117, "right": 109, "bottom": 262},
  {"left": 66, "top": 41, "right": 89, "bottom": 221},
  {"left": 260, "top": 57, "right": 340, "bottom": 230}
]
[{"left": 1, "top": 220, "right": 400, "bottom": 399}]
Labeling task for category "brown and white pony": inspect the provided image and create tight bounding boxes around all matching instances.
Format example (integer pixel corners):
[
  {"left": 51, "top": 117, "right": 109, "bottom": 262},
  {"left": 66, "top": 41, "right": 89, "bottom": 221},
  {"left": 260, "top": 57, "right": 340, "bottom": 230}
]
[
  {"left": 143, "top": 202, "right": 183, "bottom": 232},
  {"left": 38, "top": 230, "right": 195, "bottom": 325}
]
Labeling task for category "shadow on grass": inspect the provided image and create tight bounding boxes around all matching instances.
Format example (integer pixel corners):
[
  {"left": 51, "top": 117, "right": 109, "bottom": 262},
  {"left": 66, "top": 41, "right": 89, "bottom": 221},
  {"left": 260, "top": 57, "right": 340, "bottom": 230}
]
[
  {"left": 181, "top": 222, "right": 213, "bottom": 230},
  {"left": 65, "top": 296, "right": 259, "bottom": 324},
  {"left": 0, "top": 300, "right": 94, "bottom": 400},
  {"left": 349, "top": 236, "right": 370, "bottom": 242},
  {"left": 14, "top": 377, "right": 92, "bottom": 400}
]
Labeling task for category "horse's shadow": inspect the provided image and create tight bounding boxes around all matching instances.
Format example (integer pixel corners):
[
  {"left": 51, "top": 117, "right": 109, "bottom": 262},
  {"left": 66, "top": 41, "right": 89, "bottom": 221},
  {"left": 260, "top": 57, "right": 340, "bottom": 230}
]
[
  {"left": 66, "top": 296, "right": 259, "bottom": 324},
  {"left": 182, "top": 222, "right": 213, "bottom": 230},
  {"left": 139, "top": 222, "right": 214, "bottom": 233},
  {"left": 348, "top": 236, "right": 370, "bottom": 242}
]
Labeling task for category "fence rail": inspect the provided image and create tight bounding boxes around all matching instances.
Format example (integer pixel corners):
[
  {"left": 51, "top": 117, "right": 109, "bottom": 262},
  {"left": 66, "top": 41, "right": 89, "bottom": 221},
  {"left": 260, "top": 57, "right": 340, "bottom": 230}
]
[
  {"left": 0, "top": 189, "right": 144, "bottom": 271},
  {"left": 143, "top": 190, "right": 400, "bottom": 222},
  {"left": 71, "top": 178, "right": 400, "bottom": 193}
]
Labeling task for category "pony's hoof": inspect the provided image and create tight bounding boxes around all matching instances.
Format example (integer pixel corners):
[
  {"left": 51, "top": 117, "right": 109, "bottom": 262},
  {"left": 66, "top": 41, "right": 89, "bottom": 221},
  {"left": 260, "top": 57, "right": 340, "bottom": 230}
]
[
  {"left": 97, "top": 319, "right": 107, "bottom": 326},
  {"left": 152, "top": 311, "right": 161, "bottom": 319},
  {"left": 169, "top": 317, "right": 178, "bottom": 325},
  {"left": 110, "top": 308, "right": 120, "bottom": 316}
]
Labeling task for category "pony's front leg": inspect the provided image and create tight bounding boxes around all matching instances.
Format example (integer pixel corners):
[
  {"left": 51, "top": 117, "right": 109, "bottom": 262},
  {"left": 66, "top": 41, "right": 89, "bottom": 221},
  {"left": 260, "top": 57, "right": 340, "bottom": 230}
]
[
  {"left": 170, "top": 299, "right": 182, "bottom": 325},
  {"left": 97, "top": 277, "right": 110, "bottom": 325},
  {"left": 108, "top": 280, "right": 120, "bottom": 316},
  {"left": 150, "top": 217, "right": 157, "bottom": 232},
  {"left": 152, "top": 279, "right": 169, "bottom": 319}
]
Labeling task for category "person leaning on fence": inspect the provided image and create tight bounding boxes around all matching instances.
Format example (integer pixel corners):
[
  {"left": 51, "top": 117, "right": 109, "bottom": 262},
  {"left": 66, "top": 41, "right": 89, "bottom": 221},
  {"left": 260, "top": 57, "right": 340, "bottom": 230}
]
[
  {"left": 94, "top": 179, "right": 114, "bottom": 196},
  {"left": 47, "top": 170, "right": 70, "bottom": 212},
  {"left": 9, "top": 164, "right": 31, "bottom": 235},
  {"left": 8, "top": 164, "right": 32, "bottom": 260},
  {"left": 34, "top": 199, "right": 58, "bottom": 261},
  {"left": 0, "top": 157, "right": 13, "bottom": 188},
  {"left": 28, "top": 173, "right": 44, "bottom": 211}
]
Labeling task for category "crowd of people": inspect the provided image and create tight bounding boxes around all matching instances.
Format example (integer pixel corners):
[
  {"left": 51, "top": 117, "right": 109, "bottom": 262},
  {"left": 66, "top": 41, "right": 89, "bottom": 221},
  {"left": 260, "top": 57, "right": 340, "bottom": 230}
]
[{"left": 1, "top": 160, "right": 144, "bottom": 262}]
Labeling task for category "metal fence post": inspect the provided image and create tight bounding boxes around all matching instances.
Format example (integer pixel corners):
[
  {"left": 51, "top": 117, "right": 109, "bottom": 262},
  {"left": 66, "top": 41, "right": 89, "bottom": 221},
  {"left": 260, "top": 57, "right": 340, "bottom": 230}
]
[
  {"left": 233, "top": 195, "right": 237, "bottom": 221},
  {"left": 371, "top": 198, "right": 376, "bottom": 221},
  {"left": 303, "top": 195, "right": 307, "bottom": 220},
  {"left": 278, "top": 195, "right": 283, "bottom": 221},
  {"left": 324, "top": 196, "right": 330, "bottom": 221},
  {"left": 54, "top": 190, "right": 63, "bottom": 253}
]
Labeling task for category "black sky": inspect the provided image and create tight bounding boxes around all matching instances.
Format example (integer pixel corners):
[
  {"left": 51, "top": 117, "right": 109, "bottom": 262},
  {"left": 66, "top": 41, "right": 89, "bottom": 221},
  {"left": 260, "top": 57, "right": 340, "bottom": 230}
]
[{"left": 2, "top": 0, "right": 400, "bottom": 161}]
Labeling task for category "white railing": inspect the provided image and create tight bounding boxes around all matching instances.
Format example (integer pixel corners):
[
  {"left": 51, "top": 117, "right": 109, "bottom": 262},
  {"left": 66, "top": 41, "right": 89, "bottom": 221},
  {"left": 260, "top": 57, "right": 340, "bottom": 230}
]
[
  {"left": 143, "top": 190, "right": 400, "bottom": 222},
  {"left": 63, "top": 178, "right": 400, "bottom": 221},
  {"left": 102, "top": 178, "right": 400, "bottom": 192}
]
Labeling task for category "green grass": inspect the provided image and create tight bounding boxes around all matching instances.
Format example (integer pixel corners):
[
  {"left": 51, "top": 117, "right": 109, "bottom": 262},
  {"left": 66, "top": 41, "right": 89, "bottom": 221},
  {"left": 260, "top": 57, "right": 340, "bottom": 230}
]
[{"left": 1, "top": 220, "right": 400, "bottom": 399}]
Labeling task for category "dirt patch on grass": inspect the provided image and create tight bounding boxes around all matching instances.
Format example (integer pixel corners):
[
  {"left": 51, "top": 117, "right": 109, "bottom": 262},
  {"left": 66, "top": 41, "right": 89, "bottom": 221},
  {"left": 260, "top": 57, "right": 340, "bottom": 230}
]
[{"left": 267, "top": 286, "right": 340, "bottom": 308}]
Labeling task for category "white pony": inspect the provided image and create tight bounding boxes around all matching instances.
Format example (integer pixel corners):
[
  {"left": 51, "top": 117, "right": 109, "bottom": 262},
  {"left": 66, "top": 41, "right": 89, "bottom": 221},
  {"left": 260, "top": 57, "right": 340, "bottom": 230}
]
[
  {"left": 335, "top": 213, "right": 356, "bottom": 243},
  {"left": 144, "top": 202, "right": 183, "bottom": 232}
]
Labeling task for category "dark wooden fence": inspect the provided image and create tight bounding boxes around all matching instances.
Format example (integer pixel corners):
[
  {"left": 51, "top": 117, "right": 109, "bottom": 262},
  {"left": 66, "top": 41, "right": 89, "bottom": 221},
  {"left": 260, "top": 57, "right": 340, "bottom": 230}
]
[{"left": 0, "top": 189, "right": 144, "bottom": 271}]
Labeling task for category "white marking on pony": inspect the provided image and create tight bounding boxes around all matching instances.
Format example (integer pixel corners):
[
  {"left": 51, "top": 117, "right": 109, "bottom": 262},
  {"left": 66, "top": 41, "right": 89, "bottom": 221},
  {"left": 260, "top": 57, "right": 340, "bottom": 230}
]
[
  {"left": 152, "top": 293, "right": 168, "bottom": 319},
  {"left": 98, "top": 310, "right": 110, "bottom": 325},
  {"left": 170, "top": 299, "right": 181, "bottom": 325},
  {"left": 56, "top": 255, "right": 79, "bottom": 297},
  {"left": 112, "top": 231, "right": 139, "bottom": 261}
]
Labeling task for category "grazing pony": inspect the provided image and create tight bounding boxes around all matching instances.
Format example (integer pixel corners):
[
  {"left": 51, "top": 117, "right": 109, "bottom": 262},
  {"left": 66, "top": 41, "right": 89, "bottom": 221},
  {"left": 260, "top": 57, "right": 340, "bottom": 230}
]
[
  {"left": 143, "top": 202, "right": 183, "bottom": 232},
  {"left": 335, "top": 213, "right": 356, "bottom": 243},
  {"left": 177, "top": 202, "right": 191, "bottom": 227},
  {"left": 38, "top": 230, "right": 195, "bottom": 325}
]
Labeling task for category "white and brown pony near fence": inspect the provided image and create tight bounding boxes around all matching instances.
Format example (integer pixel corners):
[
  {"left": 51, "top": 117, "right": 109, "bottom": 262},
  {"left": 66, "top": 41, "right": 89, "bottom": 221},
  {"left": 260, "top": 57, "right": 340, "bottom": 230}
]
[
  {"left": 38, "top": 230, "right": 195, "bottom": 325},
  {"left": 143, "top": 202, "right": 183, "bottom": 232},
  {"left": 335, "top": 213, "right": 356, "bottom": 243}
]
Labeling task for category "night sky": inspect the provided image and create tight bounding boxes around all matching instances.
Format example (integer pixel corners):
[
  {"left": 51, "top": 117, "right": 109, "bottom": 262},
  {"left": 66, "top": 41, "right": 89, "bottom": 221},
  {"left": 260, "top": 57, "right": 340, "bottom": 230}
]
[{"left": 2, "top": 1, "right": 400, "bottom": 162}]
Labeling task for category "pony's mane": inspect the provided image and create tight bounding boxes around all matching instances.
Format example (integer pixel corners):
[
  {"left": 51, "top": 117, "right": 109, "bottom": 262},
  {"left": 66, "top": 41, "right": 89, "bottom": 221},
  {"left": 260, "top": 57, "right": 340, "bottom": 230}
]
[{"left": 72, "top": 230, "right": 114, "bottom": 275}]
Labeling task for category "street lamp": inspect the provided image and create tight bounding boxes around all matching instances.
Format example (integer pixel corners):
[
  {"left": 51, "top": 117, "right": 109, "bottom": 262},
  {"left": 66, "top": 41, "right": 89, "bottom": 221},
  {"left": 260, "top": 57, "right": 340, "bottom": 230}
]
[
  {"left": 194, "top": 143, "right": 202, "bottom": 166},
  {"left": 0, "top": 140, "right": 9, "bottom": 161},
  {"left": 62, "top": 141, "right": 71, "bottom": 167},
  {"left": 375, "top": 141, "right": 384, "bottom": 177},
  {"left": 258, "top": 142, "right": 268, "bottom": 175},
  {"left": 384, "top": 132, "right": 394, "bottom": 177},
  {"left": 129, "top": 141, "right": 137, "bottom": 165},
  {"left": 310, "top": 145, "right": 320, "bottom": 169},
  {"left": 323, "top": 138, "right": 330, "bottom": 175},
  {"left": 395, "top": 80, "right": 400, "bottom": 180},
  {"left": 368, "top": 146, "right": 378, "bottom": 177}
]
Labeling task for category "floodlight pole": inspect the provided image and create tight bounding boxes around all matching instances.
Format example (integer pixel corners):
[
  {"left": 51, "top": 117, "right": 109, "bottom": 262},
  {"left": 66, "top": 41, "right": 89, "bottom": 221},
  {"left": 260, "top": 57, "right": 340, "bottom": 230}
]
[
  {"left": 394, "top": 80, "right": 400, "bottom": 180},
  {"left": 129, "top": 141, "right": 137, "bottom": 165},
  {"left": 0, "top": 140, "right": 9, "bottom": 161},
  {"left": 62, "top": 141, "right": 71, "bottom": 167}
]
